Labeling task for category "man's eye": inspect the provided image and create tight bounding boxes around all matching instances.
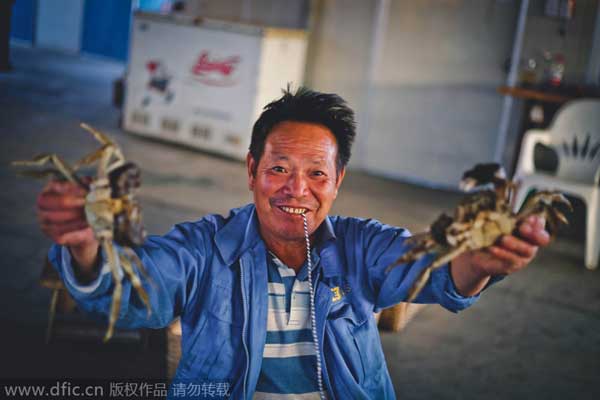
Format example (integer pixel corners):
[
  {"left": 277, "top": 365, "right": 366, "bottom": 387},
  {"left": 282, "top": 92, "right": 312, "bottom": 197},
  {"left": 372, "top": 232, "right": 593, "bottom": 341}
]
[
  {"left": 312, "top": 171, "right": 325, "bottom": 177},
  {"left": 272, "top": 166, "right": 286, "bottom": 173}
]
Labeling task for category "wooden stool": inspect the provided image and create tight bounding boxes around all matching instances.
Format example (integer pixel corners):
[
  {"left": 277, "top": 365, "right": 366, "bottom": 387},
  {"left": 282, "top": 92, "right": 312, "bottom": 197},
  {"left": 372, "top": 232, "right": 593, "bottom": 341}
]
[
  {"left": 40, "top": 258, "right": 146, "bottom": 344},
  {"left": 39, "top": 258, "right": 77, "bottom": 343},
  {"left": 377, "top": 303, "right": 426, "bottom": 332}
]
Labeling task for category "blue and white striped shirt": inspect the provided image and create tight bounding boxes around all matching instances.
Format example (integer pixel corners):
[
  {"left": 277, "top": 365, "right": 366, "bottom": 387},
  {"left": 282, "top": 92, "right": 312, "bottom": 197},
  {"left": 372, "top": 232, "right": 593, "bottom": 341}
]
[{"left": 253, "top": 252, "right": 321, "bottom": 400}]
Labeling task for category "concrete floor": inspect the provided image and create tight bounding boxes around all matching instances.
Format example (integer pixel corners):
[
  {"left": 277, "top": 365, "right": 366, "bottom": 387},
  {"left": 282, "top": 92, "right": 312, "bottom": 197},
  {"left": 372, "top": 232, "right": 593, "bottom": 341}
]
[{"left": 1, "top": 46, "right": 599, "bottom": 399}]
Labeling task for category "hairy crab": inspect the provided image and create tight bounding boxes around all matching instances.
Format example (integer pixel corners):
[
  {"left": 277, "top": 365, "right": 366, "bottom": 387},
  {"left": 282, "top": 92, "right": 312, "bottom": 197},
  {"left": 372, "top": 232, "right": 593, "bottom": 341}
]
[
  {"left": 13, "top": 123, "right": 151, "bottom": 341},
  {"left": 387, "top": 163, "right": 572, "bottom": 303}
]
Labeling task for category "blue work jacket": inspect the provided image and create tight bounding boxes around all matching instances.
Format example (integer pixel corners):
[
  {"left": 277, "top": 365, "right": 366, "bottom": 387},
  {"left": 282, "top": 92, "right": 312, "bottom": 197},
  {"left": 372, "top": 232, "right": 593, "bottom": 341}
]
[{"left": 49, "top": 204, "right": 481, "bottom": 399}]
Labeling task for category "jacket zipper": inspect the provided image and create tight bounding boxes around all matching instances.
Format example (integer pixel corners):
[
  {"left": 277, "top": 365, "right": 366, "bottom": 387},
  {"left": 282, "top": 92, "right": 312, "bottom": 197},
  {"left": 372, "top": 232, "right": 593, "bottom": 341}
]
[{"left": 239, "top": 259, "right": 250, "bottom": 400}]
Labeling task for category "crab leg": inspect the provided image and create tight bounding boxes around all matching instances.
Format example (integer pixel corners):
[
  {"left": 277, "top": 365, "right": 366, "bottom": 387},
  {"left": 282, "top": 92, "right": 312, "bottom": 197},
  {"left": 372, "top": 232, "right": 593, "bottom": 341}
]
[
  {"left": 80, "top": 123, "right": 125, "bottom": 176},
  {"left": 123, "top": 247, "right": 152, "bottom": 284},
  {"left": 12, "top": 154, "right": 83, "bottom": 186},
  {"left": 15, "top": 168, "right": 62, "bottom": 180},
  {"left": 405, "top": 267, "right": 432, "bottom": 304},
  {"left": 45, "top": 288, "right": 60, "bottom": 344},
  {"left": 516, "top": 191, "right": 571, "bottom": 237},
  {"left": 405, "top": 231, "right": 433, "bottom": 244},
  {"left": 429, "top": 241, "right": 471, "bottom": 270},
  {"left": 118, "top": 251, "right": 151, "bottom": 317},
  {"left": 520, "top": 191, "right": 572, "bottom": 217},
  {"left": 385, "top": 249, "right": 429, "bottom": 274},
  {"left": 102, "top": 240, "right": 123, "bottom": 342},
  {"left": 519, "top": 191, "right": 546, "bottom": 215},
  {"left": 386, "top": 239, "right": 440, "bottom": 273},
  {"left": 405, "top": 241, "right": 471, "bottom": 303},
  {"left": 392, "top": 247, "right": 430, "bottom": 267},
  {"left": 72, "top": 144, "right": 112, "bottom": 171},
  {"left": 80, "top": 123, "right": 115, "bottom": 146}
]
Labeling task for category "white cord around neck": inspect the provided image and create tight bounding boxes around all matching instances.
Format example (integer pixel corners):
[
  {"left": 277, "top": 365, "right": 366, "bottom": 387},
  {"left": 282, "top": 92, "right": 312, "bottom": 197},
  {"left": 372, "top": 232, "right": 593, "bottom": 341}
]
[{"left": 302, "top": 213, "right": 326, "bottom": 400}]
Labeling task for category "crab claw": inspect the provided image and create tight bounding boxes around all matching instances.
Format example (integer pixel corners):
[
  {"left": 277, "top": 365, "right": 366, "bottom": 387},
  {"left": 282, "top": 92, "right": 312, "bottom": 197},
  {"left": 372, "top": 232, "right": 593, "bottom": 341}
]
[
  {"left": 551, "top": 193, "right": 573, "bottom": 212},
  {"left": 539, "top": 192, "right": 571, "bottom": 208},
  {"left": 522, "top": 191, "right": 571, "bottom": 214},
  {"left": 548, "top": 207, "right": 570, "bottom": 226},
  {"left": 544, "top": 203, "right": 570, "bottom": 237},
  {"left": 520, "top": 191, "right": 572, "bottom": 237}
]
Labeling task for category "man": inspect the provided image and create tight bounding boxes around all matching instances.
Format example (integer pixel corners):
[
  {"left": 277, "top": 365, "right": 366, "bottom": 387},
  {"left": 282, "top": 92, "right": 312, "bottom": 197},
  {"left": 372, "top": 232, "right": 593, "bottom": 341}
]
[{"left": 40, "top": 88, "right": 549, "bottom": 399}]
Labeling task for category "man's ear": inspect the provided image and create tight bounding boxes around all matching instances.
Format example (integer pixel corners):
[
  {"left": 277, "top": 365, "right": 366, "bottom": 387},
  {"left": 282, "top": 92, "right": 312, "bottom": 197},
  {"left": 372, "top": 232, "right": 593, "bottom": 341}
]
[
  {"left": 334, "top": 167, "right": 346, "bottom": 198},
  {"left": 246, "top": 152, "right": 256, "bottom": 191}
]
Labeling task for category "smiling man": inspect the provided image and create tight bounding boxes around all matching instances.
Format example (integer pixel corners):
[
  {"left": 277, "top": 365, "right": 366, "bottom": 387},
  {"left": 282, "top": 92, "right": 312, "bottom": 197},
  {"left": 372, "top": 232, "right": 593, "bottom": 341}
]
[
  {"left": 41, "top": 87, "right": 549, "bottom": 399},
  {"left": 248, "top": 120, "right": 345, "bottom": 271}
]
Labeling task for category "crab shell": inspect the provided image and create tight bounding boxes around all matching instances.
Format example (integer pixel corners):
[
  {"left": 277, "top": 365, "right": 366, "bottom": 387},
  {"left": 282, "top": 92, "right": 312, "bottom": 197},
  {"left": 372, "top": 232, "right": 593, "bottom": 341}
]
[
  {"left": 84, "top": 163, "right": 146, "bottom": 247},
  {"left": 84, "top": 178, "right": 114, "bottom": 241}
]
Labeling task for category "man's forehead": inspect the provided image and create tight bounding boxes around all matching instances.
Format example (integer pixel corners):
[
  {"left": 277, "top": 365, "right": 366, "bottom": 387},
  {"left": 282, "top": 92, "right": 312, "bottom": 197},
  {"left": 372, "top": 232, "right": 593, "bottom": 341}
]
[
  {"left": 264, "top": 140, "right": 336, "bottom": 164},
  {"left": 268, "top": 151, "right": 329, "bottom": 165},
  {"left": 264, "top": 123, "right": 337, "bottom": 158},
  {"left": 269, "top": 122, "right": 335, "bottom": 141}
]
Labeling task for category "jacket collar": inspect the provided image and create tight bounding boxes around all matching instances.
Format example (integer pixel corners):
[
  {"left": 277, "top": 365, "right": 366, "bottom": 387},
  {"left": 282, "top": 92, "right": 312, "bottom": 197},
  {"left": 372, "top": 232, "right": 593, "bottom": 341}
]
[
  {"left": 215, "top": 204, "right": 261, "bottom": 266},
  {"left": 214, "top": 204, "right": 341, "bottom": 277},
  {"left": 317, "top": 220, "right": 342, "bottom": 278}
]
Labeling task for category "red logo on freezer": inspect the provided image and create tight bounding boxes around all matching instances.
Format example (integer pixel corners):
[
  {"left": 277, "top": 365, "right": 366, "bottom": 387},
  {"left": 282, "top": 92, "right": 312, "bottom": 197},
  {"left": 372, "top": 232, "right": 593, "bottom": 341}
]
[{"left": 191, "top": 51, "right": 241, "bottom": 86}]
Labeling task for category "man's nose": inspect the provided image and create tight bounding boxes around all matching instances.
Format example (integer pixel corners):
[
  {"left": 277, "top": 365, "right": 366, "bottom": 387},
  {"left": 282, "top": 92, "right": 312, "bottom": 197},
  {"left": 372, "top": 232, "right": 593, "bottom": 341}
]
[{"left": 283, "top": 172, "right": 308, "bottom": 197}]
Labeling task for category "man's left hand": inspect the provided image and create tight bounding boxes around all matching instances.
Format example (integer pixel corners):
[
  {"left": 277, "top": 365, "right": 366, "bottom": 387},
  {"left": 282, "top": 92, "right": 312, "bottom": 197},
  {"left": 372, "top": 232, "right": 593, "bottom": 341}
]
[{"left": 451, "top": 215, "right": 551, "bottom": 296}]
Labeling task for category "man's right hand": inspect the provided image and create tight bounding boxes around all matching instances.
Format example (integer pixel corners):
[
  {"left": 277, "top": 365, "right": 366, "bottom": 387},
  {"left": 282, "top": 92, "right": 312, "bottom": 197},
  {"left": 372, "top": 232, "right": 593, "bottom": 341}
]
[{"left": 37, "top": 180, "right": 100, "bottom": 278}]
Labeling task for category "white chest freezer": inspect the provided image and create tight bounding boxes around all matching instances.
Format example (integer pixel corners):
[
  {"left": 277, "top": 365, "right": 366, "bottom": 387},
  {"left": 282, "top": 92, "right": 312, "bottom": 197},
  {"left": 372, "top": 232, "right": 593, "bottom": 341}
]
[{"left": 124, "top": 12, "right": 307, "bottom": 160}]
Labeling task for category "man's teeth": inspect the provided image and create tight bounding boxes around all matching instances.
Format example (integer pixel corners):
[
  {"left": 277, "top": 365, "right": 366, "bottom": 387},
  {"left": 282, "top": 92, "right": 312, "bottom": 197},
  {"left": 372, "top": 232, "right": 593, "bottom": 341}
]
[{"left": 280, "top": 206, "right": 307, "bottom": 214}]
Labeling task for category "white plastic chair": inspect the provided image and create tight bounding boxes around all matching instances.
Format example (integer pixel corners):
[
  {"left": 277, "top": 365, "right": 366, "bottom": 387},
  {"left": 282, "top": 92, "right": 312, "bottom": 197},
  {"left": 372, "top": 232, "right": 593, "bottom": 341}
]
[{"left": 514, "top": 99, "right": 600, "bottom": 270}]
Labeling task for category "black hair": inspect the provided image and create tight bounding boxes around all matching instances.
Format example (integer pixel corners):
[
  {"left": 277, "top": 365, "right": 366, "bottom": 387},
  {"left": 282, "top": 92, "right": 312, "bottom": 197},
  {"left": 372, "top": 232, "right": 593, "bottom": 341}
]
[{"left": 249, "top": 86, "right": 356, "bottom": 175}]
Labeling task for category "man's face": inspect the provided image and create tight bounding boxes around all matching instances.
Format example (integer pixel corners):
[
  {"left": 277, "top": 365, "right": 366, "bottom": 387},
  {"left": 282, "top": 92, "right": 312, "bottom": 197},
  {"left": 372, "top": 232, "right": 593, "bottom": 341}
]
[{"left": 247, "top": 121, "right": 345, "bottom": 245}]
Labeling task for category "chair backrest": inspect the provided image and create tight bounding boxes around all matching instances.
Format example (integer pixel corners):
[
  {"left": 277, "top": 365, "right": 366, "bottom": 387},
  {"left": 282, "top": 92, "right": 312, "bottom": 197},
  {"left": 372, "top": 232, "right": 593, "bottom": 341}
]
[{"left": 547, "top": 99, "right": 600, "bottom": 184}]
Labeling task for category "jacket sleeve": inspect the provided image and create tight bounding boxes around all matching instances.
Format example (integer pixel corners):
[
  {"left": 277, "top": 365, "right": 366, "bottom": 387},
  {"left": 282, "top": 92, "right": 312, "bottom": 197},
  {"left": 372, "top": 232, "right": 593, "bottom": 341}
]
[
  {"left": 353, "top": 218, "right": 502, "bottom": 313},
  {"left": 48, "top": 221, "right": 212, "bottom": 329}
]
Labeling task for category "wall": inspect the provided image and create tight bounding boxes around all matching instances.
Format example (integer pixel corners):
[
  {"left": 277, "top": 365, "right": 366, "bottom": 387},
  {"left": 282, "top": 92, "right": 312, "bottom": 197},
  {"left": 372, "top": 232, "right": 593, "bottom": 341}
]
[
  {"left": 303, "top": 0, "right": 376, "bottom": 169},
  {"left": 310, "top": 1, "right": 599, "bottom": 187},
  {"left": 183, "top": 0, "right": 309, "bottom": 29},
  {"left": 183, "top": 0, "right": 520, "bottom": 187},
  {"left": 10, "top": 0, "right": 37, "bottom": 43},
  {"left": 18, "top": 0, "right": 594, "bottom": 188},
  {"left": 81, "top": 0, "right": 133, "bottom": 61},
  {"left": 363, "top": 0, "right": 518, "bottom": 187},
  {"left": 12, "top": 0, "right": 132, "bottom": 61},
  {"left": 35, "top": 0, "right": 84, "bottom": 53}
]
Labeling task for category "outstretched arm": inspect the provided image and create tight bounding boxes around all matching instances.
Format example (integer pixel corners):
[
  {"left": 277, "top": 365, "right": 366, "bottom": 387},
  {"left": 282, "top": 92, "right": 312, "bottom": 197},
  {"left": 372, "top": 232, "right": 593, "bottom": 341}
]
[
  {"left": 40, "top": 179, "right": 211, "bottom": 329},
  {"left": 451, "top": 215, "right": 550, "bottom": 296}
]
